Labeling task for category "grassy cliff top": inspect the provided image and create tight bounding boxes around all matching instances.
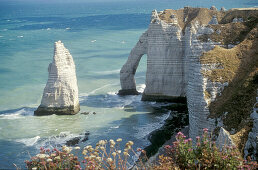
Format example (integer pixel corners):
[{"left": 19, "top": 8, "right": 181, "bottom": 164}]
[
  {"left": 198, "top": 11, "right": 258, "bottom": 154},
  {"left": 158, "top": 7, "right": 258, "bottom": 33}
]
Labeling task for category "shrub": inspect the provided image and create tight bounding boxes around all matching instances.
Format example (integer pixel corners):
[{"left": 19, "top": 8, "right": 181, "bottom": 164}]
[{"left": 158, "top": 128, "right": 258, "bottom": 169}]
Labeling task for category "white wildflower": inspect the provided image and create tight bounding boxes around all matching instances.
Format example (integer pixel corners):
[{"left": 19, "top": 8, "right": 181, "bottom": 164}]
[
  {"left": 36, "top": 154, "right": 48, "bottom": 159},
  {"left": 74, "top": 146, "right": 80, "bottom": 150},
  {"left": 46, "top": 158, "right": 52, "bottom": 162},
  {"left": 116, "top": 138, "right": 122, "bottom": 142},
  {"left": 107, "top": 158, "right": 113, "bottom": 163},
  {"left": 112, "top": 152, "right": 116, "bottom": 157}
]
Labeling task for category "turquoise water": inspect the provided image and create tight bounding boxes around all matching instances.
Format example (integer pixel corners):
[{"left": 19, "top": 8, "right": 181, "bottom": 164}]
[{"left": 0, "top": 0, "right": 257, "bottom": 168}]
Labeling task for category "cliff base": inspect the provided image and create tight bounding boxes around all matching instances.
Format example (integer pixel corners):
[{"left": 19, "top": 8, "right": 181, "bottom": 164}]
[{"left": 34, "top": 104, "right": 80, "bottom": 116}]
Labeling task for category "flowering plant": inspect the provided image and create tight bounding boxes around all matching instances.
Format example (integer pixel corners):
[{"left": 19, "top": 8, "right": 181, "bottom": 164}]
[
  {"left": 160, "top": 129, "right": 258, "bottom": 169},
  {"left": 25, "top": 139, "right": 148, "bottom": 170}
]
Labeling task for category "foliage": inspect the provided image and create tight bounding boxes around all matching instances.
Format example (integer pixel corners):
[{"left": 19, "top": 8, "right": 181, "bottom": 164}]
[
  {"left": 25, "top": 129, "right": 258, "bottom": 170},
  {"left": 25, "top": 139, "right": 148, "bottom": 170},
  {"left": 158, "top": 129, "right": 258, "bottom": 170}
]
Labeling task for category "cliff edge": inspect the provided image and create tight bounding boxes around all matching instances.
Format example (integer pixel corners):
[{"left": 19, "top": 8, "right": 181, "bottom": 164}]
[{"left": 119, "top": 7, "right": 258, "bottom": 158}]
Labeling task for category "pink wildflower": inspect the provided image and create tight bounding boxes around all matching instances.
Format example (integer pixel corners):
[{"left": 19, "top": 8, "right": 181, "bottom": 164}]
[
  {"left": 203, "top": 128, "right": 208, "bottom": 132},
  {"left": 164, "top": 145, "right": 171, "bottom": 149},
  {"left": 177, "top": 132, "right": 184, "bottom": 136}
]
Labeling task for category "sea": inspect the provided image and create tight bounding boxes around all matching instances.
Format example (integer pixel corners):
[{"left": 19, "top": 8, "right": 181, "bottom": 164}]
[{"left": 0, "top": 0, "right": 257, "bottom": 168}]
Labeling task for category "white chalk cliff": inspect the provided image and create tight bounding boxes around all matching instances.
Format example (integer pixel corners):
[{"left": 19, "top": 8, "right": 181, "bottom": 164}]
[
  {"left": 35, "top": 41, "right": 80, "bottom": 115},
  {"left": 120, "top": 10, "right": 185, "bottom": 100},
  {"left": 245, "top": 91, "right": 258, "bottom": 160},
  {"left": 119, "top": 6, "right": 258, "bottom": 156},
  {"left": 119, "top": 8, "right": 219, "bottom": 137}
]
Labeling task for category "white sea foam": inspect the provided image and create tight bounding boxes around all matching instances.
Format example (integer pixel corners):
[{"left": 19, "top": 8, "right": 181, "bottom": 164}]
[
  {"left": 0, "top": 108, "right": 33, "bottom": 120},
  {"left": 79, "top": 83, "right": 119, "bottom": 99},
  {"left": 111, "top": 126, "right": 119, "bottom": 129},
  {"left": 65, "top": 27, "right": 71, "bottom": 30},
  {"left": 17, "top": 35, "right": 23, "bottom": 38},
  {"left": 134, "top": 111, "right": 170, "bottom": 139},
  {"left": 92, "top": 69, "right": 120, "bottom": 75},
  {"left": 91, "top": 40, "right": 96, "bottom": 43},
  {"left": 121, "top": 41, "right": 126, "bottom": 44},
  {"left": 107, "top": 91, "right": 116, "bottom": 95},
  {"left": 36, "top": 131, "right": 83, "bottom": 148},
  {"left": 137, "top": 84, "right": 146, "bottom": 93},
  {"left": 46, "top": 28, "right": 51, "bottom": 30},
  {"left": 16, "top": 136, "right": 41, "bottom": 146}
]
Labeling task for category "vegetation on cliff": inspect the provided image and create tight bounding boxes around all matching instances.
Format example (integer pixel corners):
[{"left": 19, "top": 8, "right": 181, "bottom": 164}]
[{"left": 199, "top": 10, "right": 258, "bottom": 154}]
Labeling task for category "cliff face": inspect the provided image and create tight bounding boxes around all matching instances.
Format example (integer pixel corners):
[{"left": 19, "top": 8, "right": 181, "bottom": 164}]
[
  {"left": 119, "top": 7, "right": 258, "bottom": 156},
  {"left": 35, "top": 41, "right": 80, "bottom": 115}
]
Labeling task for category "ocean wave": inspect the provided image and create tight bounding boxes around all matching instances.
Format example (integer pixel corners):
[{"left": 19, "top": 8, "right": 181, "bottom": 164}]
[
  {"left": 15, "top": 131, "right": 87, "bottom": 148},
  {"left": 16, "top": 136, "right": 40, "bottom": 146},
  {"left": 110, "top": 125, "right": 120, "bottom": 129},
  {"left": 133, "top": 111, "right": 170, "bottom": 139},
  {"left": 80, "top": 89, "right": 142, "bottom": 109},
  {"left": 17, "top": 35, "right": 23, "bottom": 38},
  {"left": 0, "top": 108, "right": 34, "bottom": 120},
  {"left": 136, "top": 84, "right": 145, "bottom": 93},
  {"left": 79, "top": 83, "right": 119, "bottom": 99},
  {"left": 91, "top": 40, "right": 96, "bottom": 43}
]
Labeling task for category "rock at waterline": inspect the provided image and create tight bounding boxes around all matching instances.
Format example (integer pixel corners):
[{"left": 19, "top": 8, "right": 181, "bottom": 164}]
[
  {"left": 34, "top": 41, "right": 80, "bottom": 115},
  {"left": 66, "top": 132, "right": 90, "bottom": 146}
]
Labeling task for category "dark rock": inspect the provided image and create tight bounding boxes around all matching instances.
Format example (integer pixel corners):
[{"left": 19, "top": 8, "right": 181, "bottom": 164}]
[
  {"left": 65, "top": 131, "right": 90, "bottom": 146},
  {"left": 141, "top": 93, "right": 187, "bottom": 103},
  {"left": 118, "top": 89, "right": 140, "bottom": 95},
  {"left": 81, "top": 112, "right": 90, "bottom": 115},
  {"left": 34, "top": 104, "right": 80, "bottom": 116},
  {"left": 142, "top": 104, "right": 188, "bottom": 158},
  {"left": 66, "top": 137, "right": 81, "bottom": 146},
  {"left": 81, "top": 132, "right": 90, "bottom": 142}
]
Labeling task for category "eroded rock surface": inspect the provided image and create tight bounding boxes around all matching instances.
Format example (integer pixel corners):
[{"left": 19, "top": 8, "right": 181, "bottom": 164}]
[
  {"left": 119, "top": 7, "right": 258, "bottom": 150},
  {"left": 35, "top": 41, "right": 80, "bottom": 115}
]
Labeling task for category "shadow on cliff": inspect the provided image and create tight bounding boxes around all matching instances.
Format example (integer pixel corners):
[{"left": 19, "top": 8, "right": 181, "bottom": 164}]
[{"left": 9, "top": 13, "right": 149, "bottom": 31}]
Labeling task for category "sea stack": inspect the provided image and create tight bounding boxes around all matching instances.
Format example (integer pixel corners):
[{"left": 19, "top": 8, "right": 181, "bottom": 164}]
[{"left": 34, "top": 41, "right": 80, "bottom": 115}]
